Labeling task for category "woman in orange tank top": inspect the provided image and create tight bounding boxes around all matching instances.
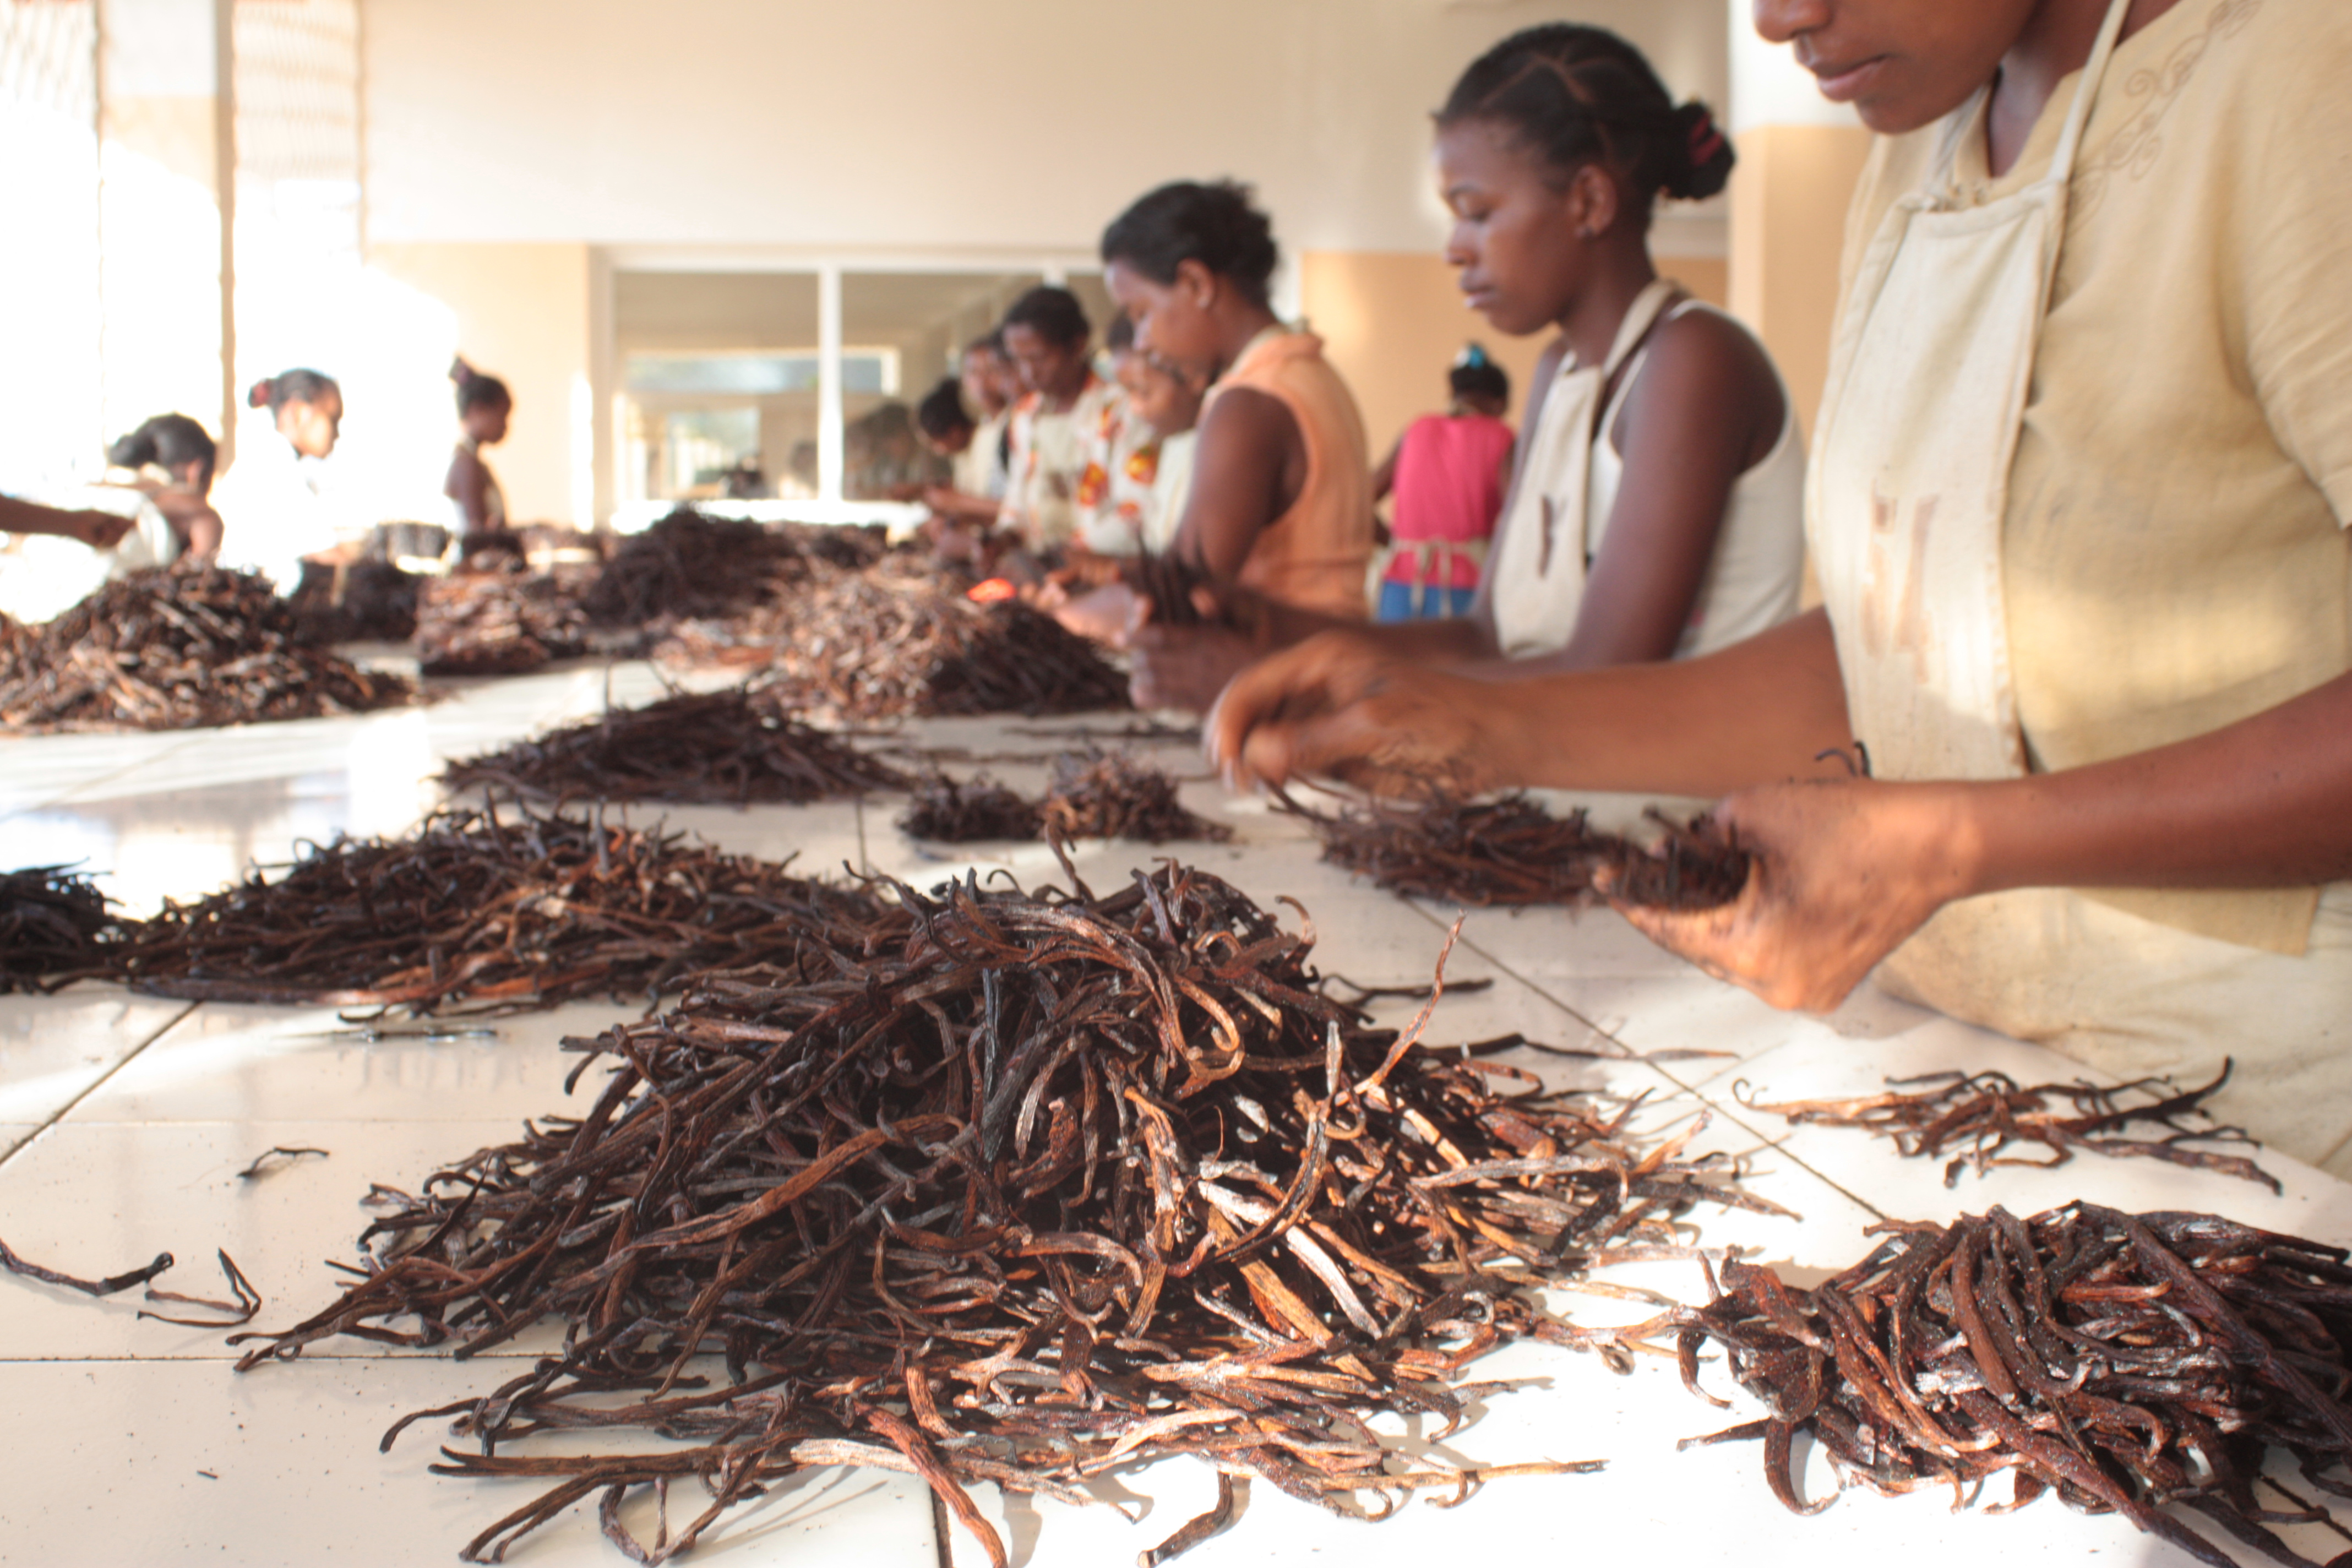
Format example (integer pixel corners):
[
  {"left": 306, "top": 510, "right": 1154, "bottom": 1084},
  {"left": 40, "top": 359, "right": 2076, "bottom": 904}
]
[{"left": 1099, "top": 181, "right": 1375, "bottom": 707}]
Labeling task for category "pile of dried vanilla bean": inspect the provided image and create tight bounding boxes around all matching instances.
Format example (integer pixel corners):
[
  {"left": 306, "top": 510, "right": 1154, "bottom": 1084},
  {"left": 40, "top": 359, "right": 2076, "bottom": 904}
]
[
  {"left": 237, "top": 863, "right": 1772, "bottom": 1564},
  {"left": 671, "top": 559, "right": 1130, "bottom": 717},
  {"left": 414, "top": 565, "right": 600, "bottom": 676},
  {"left": 112, "top": 805, "right": 889, "bottom": 1014},
  {"left": 444, "top": 687, "right": 908, "bottom": 805},
  {"left": 582, "top": 509, "right": 805, "bottom": 628},
  {"left": 1676, "top": 1203, "right": 2352, "bottom": 1568},
  {"left": 0, "top": 564, "right": 419, "bottom": 732},
  {"left": 1287, "top": 793, "right": 1749, "bottom": 910},
  {"left": 1041, "top": 748, "right": 1232, "bottom": 843},
  {"left": 895, "top": 771, "right": 1043, "bottom": 841},
  {"left": 1742, "top": 1061, "right": 2280, "bottom": 1190},
  {"left": 1, "top": 865, "right": 124, "bottom": 993},
  {"left": 291, "top": 558, "right": 423, "bottom": 644}
]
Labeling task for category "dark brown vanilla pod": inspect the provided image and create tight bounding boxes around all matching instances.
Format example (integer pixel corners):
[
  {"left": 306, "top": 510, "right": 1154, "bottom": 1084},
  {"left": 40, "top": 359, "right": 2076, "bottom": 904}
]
[
  {"left": 444, "top": 687, "right": 907, "bottom": 806},
  {"left": 236, "top": 862, "right": 1779, "bottom": 1564},
  {"left": 0, "top": 563, "right": 420, "bottom": 732},
  {"left": 112, "top": 804, "right": 896, "bottom": 1015},
  {"left": 1040, "top": 748, "right": 1232, "bottom": 843},
  {"left": 665, "top": 556, "right": 1130, "bottom": 718},
  {"left": 895, "top": 770, "right": 1044, "bottom": 841},
  {"left": 1676, "top": 1203, "right": 2352, "bottom": 1567},
  {"left": 1282, "top": 791, "right": 1749, "bottom": 911},
  {"left": 1742, "top": 1059, "right": 2281, "bottom": 1191},
  {"left": 0, "top": 864, "right": 126, "bottom": 992}
]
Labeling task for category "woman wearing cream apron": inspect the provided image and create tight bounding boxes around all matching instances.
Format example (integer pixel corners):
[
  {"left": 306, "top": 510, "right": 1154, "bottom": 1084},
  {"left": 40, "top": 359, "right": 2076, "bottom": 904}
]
[{"left": 1208, "top": 0, "right": 2352, "bottom": 1176}]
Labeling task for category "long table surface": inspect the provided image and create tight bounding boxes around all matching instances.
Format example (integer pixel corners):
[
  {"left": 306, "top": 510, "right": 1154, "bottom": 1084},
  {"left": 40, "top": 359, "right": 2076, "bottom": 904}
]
[{"left": 2, "top": 660, "right": 2346, "bottom": 1568}]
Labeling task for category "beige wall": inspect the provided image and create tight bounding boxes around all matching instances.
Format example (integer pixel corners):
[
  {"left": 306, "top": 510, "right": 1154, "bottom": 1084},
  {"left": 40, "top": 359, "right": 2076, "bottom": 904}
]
[
  {"left": 1727, "top": 123, "right": 1875, "bottom": 440},
  {"left": 1302, "top": 251, "right": 1729, "bottom": 470},
  {"left": 362, "top": 0, "right": 1728, "bottom": 260},
  {"left": 367, "top": 243, "right": 591, "bottom": 525}
]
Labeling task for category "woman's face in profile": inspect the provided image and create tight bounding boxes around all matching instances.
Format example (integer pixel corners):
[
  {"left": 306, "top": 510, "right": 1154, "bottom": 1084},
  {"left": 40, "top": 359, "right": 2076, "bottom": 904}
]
[
  {"left": 283, "top": 390, "right": 344, "bottom": 459},
  {"left": 1752, "top": 0, "right": 2040, "bottom": 133}
]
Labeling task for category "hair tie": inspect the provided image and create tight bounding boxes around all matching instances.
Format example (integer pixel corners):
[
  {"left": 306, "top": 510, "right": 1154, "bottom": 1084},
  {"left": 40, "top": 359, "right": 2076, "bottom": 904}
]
[
  {"left": 1686, "top": 106, "right": 1727, "bottom": 167},
  {"left": 1454, "top": 342, "right": 1490, "bottom": 371}
]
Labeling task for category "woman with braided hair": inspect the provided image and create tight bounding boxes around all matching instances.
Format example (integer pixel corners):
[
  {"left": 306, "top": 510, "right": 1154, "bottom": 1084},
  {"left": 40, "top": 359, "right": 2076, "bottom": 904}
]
[{"left": 1121, "top": 28, "right": 1803, "bottom": 708}]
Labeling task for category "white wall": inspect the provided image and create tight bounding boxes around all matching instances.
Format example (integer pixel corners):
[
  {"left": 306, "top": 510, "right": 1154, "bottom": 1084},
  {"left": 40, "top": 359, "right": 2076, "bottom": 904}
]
[{"left": 363, "top": 0, "right": 1730, "bottom": 257}]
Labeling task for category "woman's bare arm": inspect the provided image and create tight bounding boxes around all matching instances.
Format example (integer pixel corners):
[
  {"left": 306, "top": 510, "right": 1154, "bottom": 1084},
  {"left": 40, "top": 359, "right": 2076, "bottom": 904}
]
[
  {"left": 1619, "top": 670, "right": 2352, "bottom": 1011},
  {"left": 1207, "top": 606, "right": 1854, "bottom": 799}
]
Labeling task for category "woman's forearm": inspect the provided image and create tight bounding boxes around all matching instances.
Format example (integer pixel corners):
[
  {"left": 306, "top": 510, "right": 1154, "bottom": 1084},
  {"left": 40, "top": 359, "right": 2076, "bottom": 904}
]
[
  {"left": 1473, "top": 608, "right": 1853, "bottom": 796},
  {"left": 1952, "top": 671, "right": 2352, "bottom": 894}
]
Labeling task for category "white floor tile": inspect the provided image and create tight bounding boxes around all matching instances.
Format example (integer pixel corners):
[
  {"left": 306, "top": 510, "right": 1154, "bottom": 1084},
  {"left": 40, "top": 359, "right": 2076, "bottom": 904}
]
[
  {"left": 0, "top": 1358, "right": 938, "bottom": 1567},
  {"left": 1709, "top": 1021, "right": 2352, "bottom": 1235},
  {"left": 0, "top": 728, "right": 207, "bottom": 819},
  {"left": 0, "top": 987, "right": 193, "bottom": 1124},
  {"left": 0, "top": 1124, "right": 36, "bottom": 1159},
  {"left": 938, "top": 1328, "right": 2257, "bottom": 1568},
  {"left": 0, "top": 1117, "right": 543, "bottom": 1361},
  {"left": 70, "top": 999, "right": 633, "bottom": 1126}
]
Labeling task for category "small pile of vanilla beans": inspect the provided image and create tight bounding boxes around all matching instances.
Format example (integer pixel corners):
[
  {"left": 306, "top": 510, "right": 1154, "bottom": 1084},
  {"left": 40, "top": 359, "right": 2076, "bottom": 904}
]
[
  {"left": 415, "top": 565, "right": 601, "bottom": 677},
  {"left": 896, "top": 771, "right": 1044, "bottom": 841},
  {"left": 1676, "top": 1203, "right": 2352, "bottom": 1568},
  {"left": 582, "top": 509, "right": 805, "bottom": 629},
  {"left": 443, "top": 687, "right": 908, "bottom": 806},
  {"left": 1741, "top": 1061, "right": 2280, "bottom": 1191},
  {"left": 236, "top": 861, "right": 1776, "bottom": 1564},
  {"left": 668, "top": 559, "right": 1131, "bottom": 718},
  {"left": 1, "top": 865, "right": 124, "bottom": 992},
  {"left": 111, "top": 805, "right": 891, "bottom": 1015},
  {"left": 1284, "top": 793, "right": 1750, "bottom": 910},
  {"left": 1041, "top": 748, "right": 1232, "bottom": 843},
  {"left": 291, "top": 558, "right": 423, "bottom": 644},
  {"left": 0, "top": 564, "right": 420, "bottom": 732}
]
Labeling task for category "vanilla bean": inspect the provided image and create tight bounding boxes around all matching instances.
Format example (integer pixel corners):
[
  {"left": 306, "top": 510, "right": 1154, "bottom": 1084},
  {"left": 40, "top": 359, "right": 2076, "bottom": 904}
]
[
  {"left": 444, "top": 688, "right": 908, "bottom": 806},
  {"left": 235, "top": 862, "right": 1751, "bottom": 1562},
  {"left": 1676, "top": 1204, "right": 2352, "bottom": 1567},
  {"left": 0, "top": 564, "right": 418, "bottom": 732}
]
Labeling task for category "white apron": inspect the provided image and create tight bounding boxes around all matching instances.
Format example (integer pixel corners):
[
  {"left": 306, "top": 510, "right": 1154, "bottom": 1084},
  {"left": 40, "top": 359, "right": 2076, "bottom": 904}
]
[
  {"left": 1489, "top": 279, "right": 1679, "bottom": 656},
  {"left": 1810, "top": 0, "right": 2352, "bottom": 1178}
]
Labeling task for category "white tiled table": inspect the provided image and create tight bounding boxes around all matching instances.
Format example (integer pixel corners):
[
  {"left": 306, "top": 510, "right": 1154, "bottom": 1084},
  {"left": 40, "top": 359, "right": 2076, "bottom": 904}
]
[{"left": 3, "top": 669, "right": 2345, "bottom": 1567}]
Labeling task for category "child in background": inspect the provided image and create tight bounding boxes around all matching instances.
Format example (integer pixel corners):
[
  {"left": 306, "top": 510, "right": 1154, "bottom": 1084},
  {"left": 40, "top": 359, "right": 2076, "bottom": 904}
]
[
  {"left": 915, "top": 375, "right": 1003, "bottom": 534},
  {"left": 210, "top": 367, "right": 349, "bottom": 595},
  {"left": 1073, "top": 314, "right": 1160, "bottom": 558},
  {"left": 444, "top": 358, "right": 514, "bottom": 547},
  {"left": 107, "top": 413, "right": 223, "bottom": 560},
  {"left": 996, "top": 285, "right": 1119, "bottom": 557},
  {"left": 1370, "top": 346, "right": 1513, "bottom": 620},
  {"left": 1124, "top": 350, "right": 1205, "bottom": 555}
]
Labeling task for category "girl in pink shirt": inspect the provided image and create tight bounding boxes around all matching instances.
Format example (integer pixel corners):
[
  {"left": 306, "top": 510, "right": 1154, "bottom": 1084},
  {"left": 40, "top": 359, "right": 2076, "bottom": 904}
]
[{"left": 1372, "top": 347, "right": 1513, "bottom": 620}]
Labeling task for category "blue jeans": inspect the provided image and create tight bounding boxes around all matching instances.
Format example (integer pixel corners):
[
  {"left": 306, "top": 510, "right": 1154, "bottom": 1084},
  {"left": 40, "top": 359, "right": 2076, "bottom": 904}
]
[{"left": 1378, "top": 580, "right": 1477, "bottom": 622}]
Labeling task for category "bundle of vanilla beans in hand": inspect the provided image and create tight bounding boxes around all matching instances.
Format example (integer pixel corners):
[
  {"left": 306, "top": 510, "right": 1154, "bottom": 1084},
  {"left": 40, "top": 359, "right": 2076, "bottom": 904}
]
[
  {"left": 1284, "top": 792, "right": 1750, "bottom": 910},
  {"left": 111, "top": 805, "right": 890, "bottom": 1014},
  {"left": 444, "top": 687, "right": 908, "bottom": 805},
  {"left": 0, "top": 564, "right": 418, "bottom": 732},
  {"left": 1677, "top": 1203, "right": 2352, "bottom": 1568},
  {"left": 236, "top": 862, "right": 1776, "bottom": 1565}
]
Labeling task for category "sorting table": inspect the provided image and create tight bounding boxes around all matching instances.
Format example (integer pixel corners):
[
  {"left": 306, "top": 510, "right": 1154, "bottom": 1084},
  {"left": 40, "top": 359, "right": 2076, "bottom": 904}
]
[{"left": 2, "top": 662, "right": 2345, "bottom": 1568}]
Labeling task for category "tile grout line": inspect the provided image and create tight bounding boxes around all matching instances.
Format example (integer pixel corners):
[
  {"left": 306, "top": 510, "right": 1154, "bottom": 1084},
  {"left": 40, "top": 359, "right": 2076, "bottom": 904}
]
[
  {"left": 0, "top": 732, "right": 216, "bottom": 829},
  {"left": 0, "top": 997, "right": 200, "bottom": 1169},
  {"left": 1390, "top": 899, "right": 1897, "bottom": 1223}
]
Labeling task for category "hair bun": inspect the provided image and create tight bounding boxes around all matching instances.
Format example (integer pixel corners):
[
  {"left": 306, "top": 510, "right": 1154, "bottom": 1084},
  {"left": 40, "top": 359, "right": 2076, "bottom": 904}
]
[
  {"left": 247, "top": 378, "right": 274, "bottom": 410},
  {"left": 1667, "top": 101, "right": 1735, "bottom": 201},
  {"left": 449, "top": 356, "right": 475, "bottom": 387}
]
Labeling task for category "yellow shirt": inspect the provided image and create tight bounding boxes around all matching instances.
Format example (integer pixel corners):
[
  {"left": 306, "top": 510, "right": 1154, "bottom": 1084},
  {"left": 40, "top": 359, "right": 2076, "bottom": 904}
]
[{"left": 1843, "top": 0, "right": 2352, "bottom": 951}]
